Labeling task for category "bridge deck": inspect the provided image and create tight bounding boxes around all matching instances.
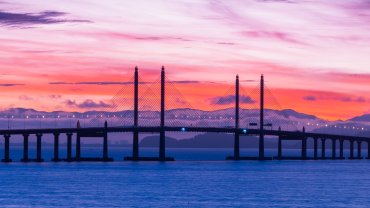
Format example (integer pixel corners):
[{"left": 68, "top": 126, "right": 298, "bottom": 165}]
[{"left": 0, "top": 126, "right": 368, "bottom": 141}]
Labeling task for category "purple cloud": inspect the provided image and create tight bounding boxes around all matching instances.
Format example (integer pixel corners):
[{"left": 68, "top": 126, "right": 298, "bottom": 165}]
[
  {"left": 65, "top": 99, "right": 114, "bottom": 109},
  {"left": 0, "top": 10, "right": 91, "bottom": 27},
  {"left": 256, "top": 0, "right": 295, "bottom": 3},
  {"left": 216, "top": 42, "right": 235, "bottom": 45},
  {"left": 338, "top": 96, "right": 366, "bottom": 103},
  {"left": 242, "top": 30, "right": 305, "bottom": 45},
  {"left": 211, "top": 95, "right": 256, "bottom": 105},
  {"left": 49, "top": 94, "right": 62, "bottom": 99},
  {"left": 303, "top": 96, "right": 317, "bottom": 101},
  {"left": 168, "top": 80, "right": 200, "bottom": 84},
  {"left": 18, "top": 95, "right": 33, "bottom": 101},
  {"left": 303, "top": 95, "right": 367, "bottom": 103},
  {"left": 0, "top": 83, "right": 24, "bottom": 87},
  {"left": 49, "top": 81, "right": 151, "bottom": 85}
]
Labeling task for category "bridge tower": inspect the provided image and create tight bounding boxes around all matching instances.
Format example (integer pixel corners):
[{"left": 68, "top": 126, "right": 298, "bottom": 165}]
[
  {"left": 159, "top": 66, "right": 166, "bottom": 161},
  {"left": 132, "top": 66, "right": 139, "bottom": 160},
  {"left": 234, "top": 75, "right": 240, "bottom": 159},
  {"left": 259, "top": 74, "right": 265, "bottom": 159}
]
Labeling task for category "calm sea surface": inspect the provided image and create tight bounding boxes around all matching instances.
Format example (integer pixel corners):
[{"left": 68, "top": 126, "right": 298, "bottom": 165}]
[{"left": 1, "top": 147, "right": 370, "bottom": 207}]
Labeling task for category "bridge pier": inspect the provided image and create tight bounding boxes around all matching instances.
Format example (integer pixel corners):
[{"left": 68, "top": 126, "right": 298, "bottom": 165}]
[
  {"left": 339, "top": 139, "right": 344, "bottom": 159},
  {"left": 67, "top": 133, "right": 73, "bottom": 161},
  {"left": 278, "top": 136, "right": 282, "bottom": 159},
  {"left": 367, "top": 141, "right": 370, "bottom": 159},
  {"left": 233, "top": 133, "right": 240, "bottom": 160},
  {"left": 314, "top": 137, "right": 318, "bottom": 160},
  {"left": 159, "top": 130, "right": 166, "bottom": 161},
  {"left": 21, "top": 133, "right": 29, "bottom": 162},
  {"left": 73, "top": 121, "right": 113, "bottom": 162},
  {"left": 36, "top": 133, "right": 44, "bottom": 162},
  {"left": 349, "top": 140, "right": 354, "bottom": 159},
  {"left": 76, "top": 133, "right": 81, "bottom": 161},
  {"left": 103, "top": 121, "right": 109, "bottom": 161},
  {"left": 2, "top": 134, "right": 12, "bottom": 162},
  {"left": 301, "top": 137, "right": 307, "bottom": 160},
  {"left": 332, "top": 139, "right": 336, "bottom": 159},
  {"left": 132, "top": 131, "right": 139, "bottom": 160},
  {"left": 357, "top": 141, "right": 362, "bottom": 159},
  {"left": 52, "top": 133, "right": 60, "bottom": 162},
  {"left": 321, "top": 138, "right": 326, "bottom": 159}
]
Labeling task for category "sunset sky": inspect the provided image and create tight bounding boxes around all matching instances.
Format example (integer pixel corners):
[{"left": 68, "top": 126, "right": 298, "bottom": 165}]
[{"left": 1, "top": 0, "right": 370, "bottom": 120}]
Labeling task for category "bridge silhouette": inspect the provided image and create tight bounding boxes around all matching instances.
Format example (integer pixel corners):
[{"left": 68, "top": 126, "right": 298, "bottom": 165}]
[{"left": 0, "top": 67, "right": 369, "bottom": 162}]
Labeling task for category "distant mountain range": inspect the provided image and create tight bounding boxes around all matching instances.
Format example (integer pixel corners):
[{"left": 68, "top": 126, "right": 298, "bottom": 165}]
[
  {"left": 0, "top": 108, "right": 369, "bottom": 137},
  {"left": 139, "top": 133, "right": 360, "bottom": 149}
]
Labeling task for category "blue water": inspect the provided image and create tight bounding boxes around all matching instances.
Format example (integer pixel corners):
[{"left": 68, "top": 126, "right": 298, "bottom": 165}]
[{"left": 1, "top": 147, "right": 370, "bottom": 207}]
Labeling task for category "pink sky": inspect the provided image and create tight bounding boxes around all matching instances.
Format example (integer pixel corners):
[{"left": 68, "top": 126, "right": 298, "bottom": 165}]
[{"left": 0, "top": 0, "right": 370, "bottom": 120}]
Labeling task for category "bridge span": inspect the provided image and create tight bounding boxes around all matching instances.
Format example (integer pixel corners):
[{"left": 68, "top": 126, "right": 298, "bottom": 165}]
[
  {"left": 0, "top": 67, "right": 368, "bottom": 162},
  {"left": 0, "top": 124, "right": 369, "bottom": 162}
]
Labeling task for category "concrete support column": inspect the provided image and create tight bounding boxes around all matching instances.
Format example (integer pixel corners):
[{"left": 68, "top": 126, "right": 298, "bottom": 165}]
[
  {"left": 278, "top": 136, "right": 282, "bottom": 159},
  {"left": 36, "top": 133, "right": 43, "bottom": 162},
  {"left": 339, "top": 139, "right": 344, "bottom": 159},
  {"left": 314, "top": 137, "right": 318, "bottom": 160},
  {"left": 76, "top": 133, "right": 81, "bottom": 160},
  {"left": 234, "top": 133, "right": 240, "bottom": 160},
  {"left": 52, "top": 133, "right": 60, "bottom": 161},
  {"left": 67, "top": 133, "right": 73, "bottom": 161},
  {"left": 133, "top": 131, "right": 139, "bottom": 159},
  {"left": 21, "top": 133, "right": 29, "bottom": 162},
  {"left": 350, "top": 140, "right": 354, "bottom": 159},
  {"left": 357, "top": 141, "right": 362, "bottom": 159},
  {"left": 301, "top": 137, "right": 307, "bottom": 160},
  {"left": 321, "top": 138, "right": 326, "bottom": 159},
  {"left": 103, "top": 121, "right": 108, "bottom": 160},
  {"left": 2, "top": 135, "right": 11, "bottom": 162},
  {"left": 332, "top": 139, "right": 336, "bottom": 159}
]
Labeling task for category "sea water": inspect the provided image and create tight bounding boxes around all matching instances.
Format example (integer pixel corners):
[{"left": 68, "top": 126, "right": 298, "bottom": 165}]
[{"left": 0, "top": 147, "right": 370, "bottom": 207}]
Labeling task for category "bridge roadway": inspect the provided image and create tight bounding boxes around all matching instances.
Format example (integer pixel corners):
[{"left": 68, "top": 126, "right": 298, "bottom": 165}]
[
  {"left": 0, "top": 126, "right": 369, "bottom": 141},
  {"left": 0, "top": 126, "right": 369, "bottom": 162}
]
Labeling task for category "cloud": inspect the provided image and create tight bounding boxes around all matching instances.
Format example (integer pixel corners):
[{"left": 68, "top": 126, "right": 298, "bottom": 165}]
[
  {"left": 240, "top": 79, "right": 256, "bottom": 82},
  {"left": 303, "top": 95, "right": 366, "bottom": 103},
  {"left": 18, "top": 95, "right": 33, "bottom": 101},
  {"left": 216, "top": 42, "right": 235, "bottom": 45},
  {"left": 49, "top": 81, "right": 151, "bottom": 85},
  {"left": 168, "top": 80, "right": 200, "bottom": 84},
  {"left": 256, "top": 0, "right": 295, "bottom": 3},
  {"left": 0, "top": 10, "right": 91, "bottom": 27},
  {"left": 0, "top": 83, "right": 24, "bottom": 87},
  {"left": 211, "top": 95, "right": 256, "bottom": 105},
  {"left": 303, "top": 96, "right": 317, "bottom": 101},
  {"left": 241, "top": 30, "right": 305, "bottom": 45},
  {"left": 65, "top": 99, "right": 114, "bottom": 109},
  {"left": 338, "top": 96, "right": 366, "bottom": 103},
  {"left": 102, "top": 32, "right": 192, "bottom": 42},
  {"left": 49, "top": 80, "right": 201, "bottom": 85},
  {"left": 49, "top": 94, "right": 62, "bottom": 99},
  {"left": 48, "top": 82, "right": 72, "bottom": 85}
]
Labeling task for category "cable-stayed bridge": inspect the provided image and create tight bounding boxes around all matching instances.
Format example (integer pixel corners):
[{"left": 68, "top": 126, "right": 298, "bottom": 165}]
[{"left": 0, "top": 67, "right": 369, "bottom": 162}]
